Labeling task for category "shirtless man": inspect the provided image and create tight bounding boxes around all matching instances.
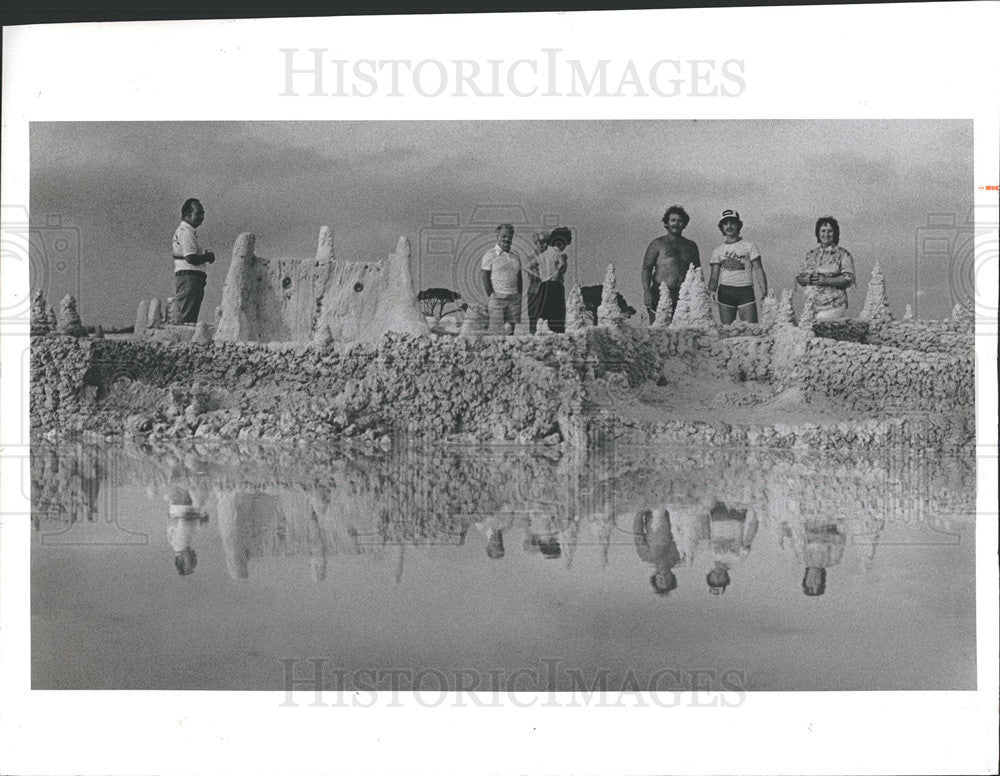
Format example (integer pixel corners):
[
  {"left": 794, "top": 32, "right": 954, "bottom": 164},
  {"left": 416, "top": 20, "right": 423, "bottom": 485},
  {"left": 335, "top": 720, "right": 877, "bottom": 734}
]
[{"left": 641, "top": 205, "right": 701, "bottom": 324}]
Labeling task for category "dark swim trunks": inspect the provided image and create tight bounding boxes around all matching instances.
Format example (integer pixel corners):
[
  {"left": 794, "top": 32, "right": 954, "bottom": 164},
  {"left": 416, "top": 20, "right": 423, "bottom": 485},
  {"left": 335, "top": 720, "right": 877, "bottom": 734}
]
[{"left": 716, "top": 284, "right": 755, "bottom": 308}]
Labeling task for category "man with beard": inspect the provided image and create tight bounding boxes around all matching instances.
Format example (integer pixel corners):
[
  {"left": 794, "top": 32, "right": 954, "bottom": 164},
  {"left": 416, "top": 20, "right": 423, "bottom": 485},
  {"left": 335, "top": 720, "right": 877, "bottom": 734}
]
[{"left": 641, "top": 205, "right": 701, "bottom": 324}]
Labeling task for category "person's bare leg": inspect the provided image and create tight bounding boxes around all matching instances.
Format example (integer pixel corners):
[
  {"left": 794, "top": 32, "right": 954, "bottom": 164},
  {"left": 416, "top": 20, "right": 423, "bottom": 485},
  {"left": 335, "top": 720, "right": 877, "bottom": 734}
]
[
  {"left": 737, "top": 302, "right": 758, "bottom": 323},
  {"left": 718, "top": 302, "right": 737, "bottom": 325}
]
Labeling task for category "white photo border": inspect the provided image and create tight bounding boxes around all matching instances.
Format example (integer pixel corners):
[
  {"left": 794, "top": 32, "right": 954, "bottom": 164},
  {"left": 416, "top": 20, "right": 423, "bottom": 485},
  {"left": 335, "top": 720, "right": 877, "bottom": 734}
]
[{"left": 2, "top": 5, "right": 998, "bottom": 775}]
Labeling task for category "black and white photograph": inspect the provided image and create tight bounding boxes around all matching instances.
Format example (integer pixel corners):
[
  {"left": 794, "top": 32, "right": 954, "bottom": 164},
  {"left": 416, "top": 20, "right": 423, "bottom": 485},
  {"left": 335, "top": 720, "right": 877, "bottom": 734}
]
[
  {"left": 26, "top": 119, "right": 979, "bottom": 694},
  {"left": 2, "top": 6, "right": 998, "bottom": 776}
]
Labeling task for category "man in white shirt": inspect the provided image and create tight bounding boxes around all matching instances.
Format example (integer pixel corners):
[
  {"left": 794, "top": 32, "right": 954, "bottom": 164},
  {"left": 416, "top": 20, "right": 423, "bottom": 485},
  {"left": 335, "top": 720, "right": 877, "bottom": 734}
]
[
  {"left": 481, "top": 223, "right": 523, "bottom": 335},
  {"left": 171, "top": 198, "right": 215, "bottom": 323},
  {"left": 167, "top": 460, "right": 210, "bottom": 576}
]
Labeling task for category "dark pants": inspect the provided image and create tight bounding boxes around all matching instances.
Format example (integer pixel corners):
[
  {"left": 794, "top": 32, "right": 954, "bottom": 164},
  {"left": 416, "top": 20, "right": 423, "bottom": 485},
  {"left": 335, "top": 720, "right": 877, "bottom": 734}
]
[
  {"left": 528, "top": 280, "right": 566, "bottom": 333},
  {"left": 647, "top": 284, "right": 680, "bottom": 324},
  {"left": 175, "top": 271, "right": 206, "bottom": 324}
]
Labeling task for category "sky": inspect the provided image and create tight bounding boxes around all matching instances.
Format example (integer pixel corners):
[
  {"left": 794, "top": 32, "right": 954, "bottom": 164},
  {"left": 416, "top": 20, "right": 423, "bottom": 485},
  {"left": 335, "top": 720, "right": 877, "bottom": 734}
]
[{"left": 30, "top": 120, "right": 972, "bottom": 326}]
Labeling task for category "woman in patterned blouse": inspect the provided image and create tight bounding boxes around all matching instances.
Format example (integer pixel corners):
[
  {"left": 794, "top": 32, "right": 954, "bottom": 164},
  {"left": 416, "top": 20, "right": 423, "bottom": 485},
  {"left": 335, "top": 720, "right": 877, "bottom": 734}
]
[{"left": 796, "top": 216, "right": 856, "bottom": 321}]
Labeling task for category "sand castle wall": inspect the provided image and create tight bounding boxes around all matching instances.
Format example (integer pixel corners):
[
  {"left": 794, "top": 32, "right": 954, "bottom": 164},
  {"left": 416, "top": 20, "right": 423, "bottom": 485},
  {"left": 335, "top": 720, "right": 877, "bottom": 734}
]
[
  {"left": 214, "top": 229, "right": 429, "bottom": 345},
  {"left": 31, "top": 312, "right": 975, "bottom": 453}
]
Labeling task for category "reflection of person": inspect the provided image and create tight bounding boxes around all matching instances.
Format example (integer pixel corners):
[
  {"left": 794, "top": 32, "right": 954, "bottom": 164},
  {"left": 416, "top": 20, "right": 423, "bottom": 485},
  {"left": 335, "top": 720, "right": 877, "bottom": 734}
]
[
  {"left": 216, "top": 492, "right": 254, "bottom": 580},
  {"left": 168, "top": 474, "right": 209, "bottom": 576},
  {"left": 704, "top": 502, "right": 758, "bottom": 595},
  {"left": 476, "top": 516, "right": 511, "bottom": 560},
  {"left": 708, "top": 209, "right": 768, "bottom": 324},
  {"left": 796, "top": 216, "right": 856, "bottom": 321},
  {"left": 642, "top": 206, "right": 701, "bottom": 323},
  {"left": 781, "top": 518, "right": 847, "bottom": 596},
  {"left": 526, "top": 227, "right": 570, "bottom": 333},
  {"left": 481, "top": 223, "right": 523, "bottom": 335},
  {"left": 633, "top": 509, "right": 681, "bottom": 597},
  {"left": 522, "top": 514, "right": 563, "bottom": 559},
  {"left": 171, "top": 198, "right": 215, "bottom": 324}
]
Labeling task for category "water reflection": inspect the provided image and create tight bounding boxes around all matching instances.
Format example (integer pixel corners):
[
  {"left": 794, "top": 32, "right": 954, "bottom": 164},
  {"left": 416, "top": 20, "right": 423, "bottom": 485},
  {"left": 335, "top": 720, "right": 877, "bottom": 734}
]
[
  {"left": 32, "top": 440, "right": 975, "bottom": 589},
  {"left": 30, "top": 439, "right": 977, "bottom": 691}
]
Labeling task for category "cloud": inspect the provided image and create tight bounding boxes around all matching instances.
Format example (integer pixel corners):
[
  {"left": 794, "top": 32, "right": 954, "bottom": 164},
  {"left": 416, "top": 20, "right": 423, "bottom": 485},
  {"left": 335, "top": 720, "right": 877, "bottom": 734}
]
[{"left": 30, "top": 120, "right": 972, "bottom": 324}]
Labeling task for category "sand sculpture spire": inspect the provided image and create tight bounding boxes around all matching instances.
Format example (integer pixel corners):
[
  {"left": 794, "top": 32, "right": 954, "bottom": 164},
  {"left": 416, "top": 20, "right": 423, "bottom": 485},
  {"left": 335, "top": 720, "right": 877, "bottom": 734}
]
[
  {"left": 31, "top": 290, "right": 52, "bottom": 335},
  {"left": 650, "top": 281, "right": 674, "bottom": 327},
  {"left": 58, "top": 294, "right": 87, "bottom": 337},
  {"left": 670, "top": 265, "right": 713, "bottom": 328},
  {"left": 859, "top": 260, "right": 893, "bottom": 323},
  {"left": 565, "top": 284, "right": 592, "bottom": 332},
  {"left": 597, "top": 264, "right": 623, "bottom": 327}
]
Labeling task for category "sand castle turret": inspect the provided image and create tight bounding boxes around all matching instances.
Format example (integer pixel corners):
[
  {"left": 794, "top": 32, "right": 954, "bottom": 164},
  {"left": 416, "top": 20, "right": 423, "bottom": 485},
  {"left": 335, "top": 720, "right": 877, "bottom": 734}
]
[
  {"left": 311, "top": 234, "right": 430, "bottom": 346},
  {"left": 670, "top": 265, "right": 713, "bottom": 328},
  {"left": 165, "top": 296, "right": 180, "bottom": 325},
  {"left": 30, "top": 290, "right": 52, "bottom": 336},
  {"left": 45, "top": 306, "right": 58, "bottom": 333},
  {"left": 903, "top": 304, "right": 914, "bottom": 321},
  {"left": 147, "top": 298, "right": 164, "bottom": 328},
  {"left": 951, "top": 301, "right": 974, "bottom": 324},
  {"left": 316, "top": 225, "right": 335, "bottom": 261},
  {"left": 460, "top": 305, "right": 488, "bottom": 337},
  {"left": 565, "top": 284, "right": 592, "bottom": 332},
  {"left": 650, "top": 281, "right": 674, "bottom": 328},
  {"left": 597, "top": 264, "right": 623, "bottom": 328},
  {"left": 191, "top": 321, "right": 212, "bottom": 344},
  {"left": 535, "top": 318, "right": 552, "bottom": 335},
  {"left": 859, "top": 260, "right": 893, "bottom": 324},
  {"left": 760, "top": 294, "right": 779, "bottom": 328},
  {"left": 775, "top": 289, "right": 796, "bottom": 326},
  {"left": 799, "top": 290, "right": 817, "bottom": 328},
  {"left": 57, "top": 294, "right": 87, "bottom": 337},
  {"left": 213, "top": 226, "right": 429, "bottom": 346}
]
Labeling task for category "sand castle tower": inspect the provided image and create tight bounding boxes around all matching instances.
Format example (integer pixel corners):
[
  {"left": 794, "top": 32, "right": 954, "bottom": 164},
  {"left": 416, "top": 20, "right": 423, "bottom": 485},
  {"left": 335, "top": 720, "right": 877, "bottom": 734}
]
[
  {"left": 30, "top": 290, "right": 52, "bottom": 336},
  {"left": 775, "top": 288, "right": 796, "bottom": 326},
  {"left": 310, "top": 235, "right": 430, "bottom": 346},
  {"left": 214, "top": 226, "right": 429, "bottom": 346},
  {"left": 951, "top": 301, "right": 974, "bottom": 324},
  {"left": 799, "top": 289, "right": 817, "bottom": 328},
  {"left": 460, "top": 305, "right": 488, "bottom": 337},
  {"left": 759, "top": 293, "right": 780, "bottom": 328},
  {"left": 57, "top": 294, "right": 87, "bottom": 337},
  {"left": 859, "top": 260, "right": 893, "bottom": 324},
  {"left": 650, "top": 281, "right": 674, "bottom": 328},
  {"left": 903, "top": 304, "right": 914, "bottom": 321},
  {"left": 597, "top": 264, "right": 624, "bottom": 328},
  {"left": 565, "top": 284, "right": 592, "bottom": 332},
  {"left": 670, "top": 265, "right": 713, "bottom": 328}
]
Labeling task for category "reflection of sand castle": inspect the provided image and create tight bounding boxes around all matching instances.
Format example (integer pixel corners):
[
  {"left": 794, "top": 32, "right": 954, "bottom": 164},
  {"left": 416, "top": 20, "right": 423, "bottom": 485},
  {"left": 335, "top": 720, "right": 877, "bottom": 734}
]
[
  {"left": 214, "top": 486, "right": 376, "bottom": 581},
  {"left": 214, "top": 227, "right": 429, "bottom": 345}
]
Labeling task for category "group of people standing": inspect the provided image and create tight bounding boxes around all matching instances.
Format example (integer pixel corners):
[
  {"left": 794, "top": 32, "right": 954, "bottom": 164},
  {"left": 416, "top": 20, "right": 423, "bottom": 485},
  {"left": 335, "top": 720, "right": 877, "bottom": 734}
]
[
  {"left": 479, "top": 206, "right": 857, "bottom": 335},
  {"left": 480, "top": 222, "right": 572, "bottom": 335},
  {"left": 641, "top": 205, "right": 857, "bottom": 324},
  {"left": 172, "top": 197, "right": 856, "bottom": 331}
]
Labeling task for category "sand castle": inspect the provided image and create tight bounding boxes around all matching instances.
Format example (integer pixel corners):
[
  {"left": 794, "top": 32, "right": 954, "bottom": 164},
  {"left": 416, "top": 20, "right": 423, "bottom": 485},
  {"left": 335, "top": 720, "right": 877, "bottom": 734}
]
[{"left": 30, "top": 239, "right": 976, "bottom": 453}]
